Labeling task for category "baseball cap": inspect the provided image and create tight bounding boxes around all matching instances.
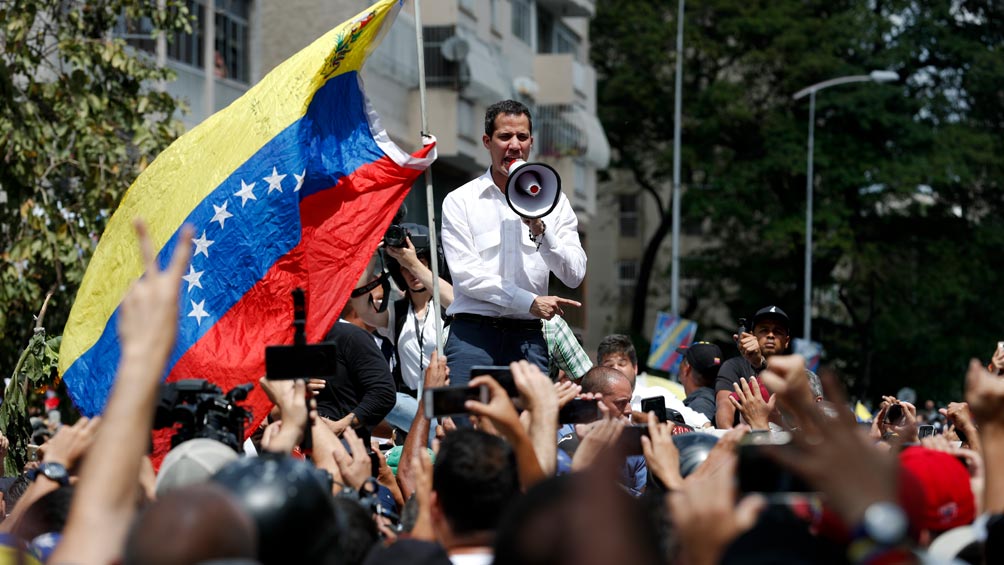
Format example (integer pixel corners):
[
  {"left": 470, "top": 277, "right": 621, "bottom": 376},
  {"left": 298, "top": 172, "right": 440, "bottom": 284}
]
[
  {"left": 676, "top": 342, "right": 723, "bottom": 381},
  {"left": 156, "top": 438, "right": 239, "bottom": 496},
  {"left": 752, "top": 305, "right": 790, "bottom": 331},
  {"left": 897, "top": 446, "right": 976, "bottom": 537}
]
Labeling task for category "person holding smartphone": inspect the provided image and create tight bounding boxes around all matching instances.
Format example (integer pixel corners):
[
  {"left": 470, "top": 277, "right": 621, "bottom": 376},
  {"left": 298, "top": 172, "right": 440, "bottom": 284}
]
[{"left": 715, "top": 305, "right": 792, "bottom": 429}]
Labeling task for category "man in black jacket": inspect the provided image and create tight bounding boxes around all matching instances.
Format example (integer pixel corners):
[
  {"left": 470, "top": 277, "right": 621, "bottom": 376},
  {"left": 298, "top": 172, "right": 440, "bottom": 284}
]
[{"left": 316, "top": 319, "right": 396, "bottom": 436}]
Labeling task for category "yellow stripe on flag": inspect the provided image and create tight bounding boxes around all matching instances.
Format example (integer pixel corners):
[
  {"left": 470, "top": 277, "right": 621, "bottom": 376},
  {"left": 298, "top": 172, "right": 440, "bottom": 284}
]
[{"left": 59, "top": 0, "right": 400, "bottom": 373}]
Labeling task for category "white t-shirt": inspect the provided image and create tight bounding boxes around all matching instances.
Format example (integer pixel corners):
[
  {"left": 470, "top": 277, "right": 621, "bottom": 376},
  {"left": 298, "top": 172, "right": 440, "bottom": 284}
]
[
  {"left": 381, "top": 299, "right": 449, "bottom": 391},
  {"left": 631, "top": 383, "right": 710, "bottom": 428},
  {"left": 449, "top": 551, "right": 494, "bottom": 565}
]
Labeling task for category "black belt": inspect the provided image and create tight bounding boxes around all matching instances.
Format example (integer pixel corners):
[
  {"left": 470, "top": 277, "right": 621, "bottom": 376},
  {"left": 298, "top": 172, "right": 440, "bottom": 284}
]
[{"left": 453, "top": 313, "right": 542, "bottom": 331}]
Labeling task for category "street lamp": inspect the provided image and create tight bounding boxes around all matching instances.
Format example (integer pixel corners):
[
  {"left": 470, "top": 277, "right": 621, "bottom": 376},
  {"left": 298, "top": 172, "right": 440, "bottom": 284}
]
[{"left": 793, "top": 70, "right": 899, "bottom": 342}]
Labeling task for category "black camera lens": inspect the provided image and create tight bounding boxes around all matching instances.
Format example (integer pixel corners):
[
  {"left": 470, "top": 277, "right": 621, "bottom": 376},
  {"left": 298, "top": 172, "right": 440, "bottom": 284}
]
[
  {"left": 886, "top": 404, "right": 904, "bottom": 424},
  {"left": 384, "top": 224, "right": 408, "bottom": 248}
]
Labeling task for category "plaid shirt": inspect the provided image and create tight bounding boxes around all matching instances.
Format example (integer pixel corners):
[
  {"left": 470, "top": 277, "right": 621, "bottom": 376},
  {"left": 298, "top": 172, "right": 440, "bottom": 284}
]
[{"left": 543, "top": 315, "right": 592, "bottom": 381}]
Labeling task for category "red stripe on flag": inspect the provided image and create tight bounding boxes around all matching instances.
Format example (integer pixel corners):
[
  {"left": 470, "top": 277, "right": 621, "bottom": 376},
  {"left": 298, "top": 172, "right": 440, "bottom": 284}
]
[{"left": 153, "top": 149, "right": 431, "bottom": 463}]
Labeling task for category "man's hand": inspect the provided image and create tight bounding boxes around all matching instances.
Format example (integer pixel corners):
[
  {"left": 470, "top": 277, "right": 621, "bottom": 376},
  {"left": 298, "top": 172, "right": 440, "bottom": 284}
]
[
  {"left": 966, "top": 359, "right": 1004, "bottom": 429},
  {"left": 760, "top": 360, "right": 898, "bottom": 527},
  {"left": 990, "top": 344, "right": 1004, "bottom": 375},
  {"left": 465, "top": 376, "right": 522, "bottom": 437},
  {"left": 512, "top": 360, "right": 558, "bottom": 415},
  {"left": 554, "top": 381, "right": 582, "bottom": 409},
  {"left": 322, "top": 415, "right": 353, "bottom": 437},
  {"left": 729, "top": 377, "right": 776, "bottom": 430},
  {"left": 641, "top": 412, "right": 684, "bottom": 490},
  {"left": 384, "top": 236, "right": 424, "bottom": 273},
  {"left": 529, "top": 296, "right": 581, "bottom": 320},
  {"left": 940, "top": 401, "right": 980, "bottom": 452},
  {"left": 39, "top": 416, "right": 101, "bottom": 470},
  {"left": 733, "top": 331, "right": 764, "bottom": 368},
  {"left": 522, "top": 218, "right": 545, "bottom": 237},
  {"left": 423, "top": 350, "right": 449, "bottom": 390},
  {"left": 330, "top": 428, "right": 373, "bottom": 491},
  {"left": 571, "top": 413, "right": 623, "bottom": 472},
  {"left": 669, "top": 455, "right": 765, "bottom": 565}
]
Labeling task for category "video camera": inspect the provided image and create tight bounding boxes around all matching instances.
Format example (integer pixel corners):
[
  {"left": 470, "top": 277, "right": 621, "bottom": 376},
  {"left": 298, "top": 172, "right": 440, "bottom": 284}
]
[{"left": 153, "top": 379, "right": 254, "bottom": 452}]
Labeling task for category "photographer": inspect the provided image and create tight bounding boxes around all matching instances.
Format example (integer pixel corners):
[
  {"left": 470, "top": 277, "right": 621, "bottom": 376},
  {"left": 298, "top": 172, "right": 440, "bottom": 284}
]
[{"left": 351, "top": 222, "right": 454, "bottom": 433}]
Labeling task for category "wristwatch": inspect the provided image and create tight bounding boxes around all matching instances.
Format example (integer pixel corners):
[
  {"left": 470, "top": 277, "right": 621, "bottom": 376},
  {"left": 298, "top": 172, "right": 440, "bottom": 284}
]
[
  {"left": 27, "top": 462, "right": 70, "bottom": 487},
  {"left": 847, "top": 502, "right": 909, "bottom": 563}
]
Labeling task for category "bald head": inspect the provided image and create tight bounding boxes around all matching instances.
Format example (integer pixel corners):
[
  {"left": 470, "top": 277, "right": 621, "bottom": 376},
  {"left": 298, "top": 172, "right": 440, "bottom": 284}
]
[
  {"left": 581, "top": 366, "right": 629, "bottom": 395},
  {"left": 580, "top": 367, "right": 633, "bottom": 418},
  {"left": 124, "top": 483, "right": 257, "bottom": 565}
]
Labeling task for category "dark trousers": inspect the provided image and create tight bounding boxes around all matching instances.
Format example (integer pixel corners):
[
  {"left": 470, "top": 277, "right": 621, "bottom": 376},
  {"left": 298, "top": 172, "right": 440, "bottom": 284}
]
[{"left": 443, "top": 317, "right": 549, "bottom": 390}]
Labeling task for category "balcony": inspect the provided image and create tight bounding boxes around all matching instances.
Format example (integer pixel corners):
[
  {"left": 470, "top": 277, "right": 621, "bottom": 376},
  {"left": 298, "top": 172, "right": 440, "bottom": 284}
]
[
  {"left": 533, "top": 54, "right": 595, "bottom": 109},
  {"left": 537, "top": 0, "right": 595, "bottom": 18},
  {"left": 536, "top": 104, "right": 610, "bottom": 170}
]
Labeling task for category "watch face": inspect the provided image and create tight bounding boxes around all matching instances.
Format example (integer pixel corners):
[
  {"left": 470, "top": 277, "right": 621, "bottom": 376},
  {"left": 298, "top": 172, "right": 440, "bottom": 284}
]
[{"left": 42, "top": 463, "right": 68, "bottom": 482}]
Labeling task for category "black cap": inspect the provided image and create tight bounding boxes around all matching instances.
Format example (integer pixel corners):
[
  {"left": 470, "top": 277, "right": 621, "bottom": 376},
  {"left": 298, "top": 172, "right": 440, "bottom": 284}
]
[
  {"left": 751, "top": 305, "right": 790, "bottom": 331},
  {"left": 676, "top": 342, "right": 723, "bottom": 381}
]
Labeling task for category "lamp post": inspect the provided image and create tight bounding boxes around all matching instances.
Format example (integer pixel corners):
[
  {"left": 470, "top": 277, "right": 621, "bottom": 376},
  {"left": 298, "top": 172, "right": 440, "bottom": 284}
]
[
  {"left": 793, "top": 70, "right": 898, "bottom": 342},
  {"left": 670, "top": 0, "right": 684, "bottom": 316}
]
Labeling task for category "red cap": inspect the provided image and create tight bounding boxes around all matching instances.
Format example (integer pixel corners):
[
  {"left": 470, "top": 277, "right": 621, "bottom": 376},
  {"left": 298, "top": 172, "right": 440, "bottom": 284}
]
[{"left": 897, "top": 446, "right": 975, "bottom": 537}]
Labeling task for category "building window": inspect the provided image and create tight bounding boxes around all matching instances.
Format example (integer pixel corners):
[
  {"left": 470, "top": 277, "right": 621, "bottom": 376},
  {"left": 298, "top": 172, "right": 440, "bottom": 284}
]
[
  {"left": 490, "top": 0, "right": 500, "bottom": 32},
  {"left": 537, "top": 10, "right": 580, "bottom": 58},
  {"left": 618, "top": 260, "right": 639, "bottom": 303},
  {"left": 117, "top": 0, "right": 251, "bottom": 84},
  {"left": 511, "top": 0, "right": 532, "bottom": 43},
  {"left": 619, "top": 194, "right": 639, "bottom": 238}
]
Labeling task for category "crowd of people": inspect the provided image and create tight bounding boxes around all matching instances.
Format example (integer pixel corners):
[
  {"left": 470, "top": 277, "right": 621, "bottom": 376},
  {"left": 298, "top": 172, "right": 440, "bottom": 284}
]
[{"left": 1, "top": 100, "right": 1002, "bottom": 564}]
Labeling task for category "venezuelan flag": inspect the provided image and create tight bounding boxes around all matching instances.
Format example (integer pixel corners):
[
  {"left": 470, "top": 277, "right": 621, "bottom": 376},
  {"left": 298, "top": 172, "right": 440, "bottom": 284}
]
[{"left": 58, "top": 0, "right": 432, "bottom": 435}]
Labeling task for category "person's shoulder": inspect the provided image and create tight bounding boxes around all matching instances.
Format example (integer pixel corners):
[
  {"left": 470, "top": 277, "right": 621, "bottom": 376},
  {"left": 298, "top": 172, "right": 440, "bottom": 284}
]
[
  {"left": 718, "top": 355, "right": 750, "bottom": 373},
  {"left": 326, "top": 321, "right": 372, "bottom": 343}
]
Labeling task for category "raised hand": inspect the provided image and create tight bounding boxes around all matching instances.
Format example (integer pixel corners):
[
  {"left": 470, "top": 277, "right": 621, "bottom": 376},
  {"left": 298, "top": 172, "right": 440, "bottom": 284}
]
[
  {"left": 729, "top": 376, "right": 776, "bottom": 430},
  {"left": 529, "top": 296, "right": 581, "bottom": 320}
]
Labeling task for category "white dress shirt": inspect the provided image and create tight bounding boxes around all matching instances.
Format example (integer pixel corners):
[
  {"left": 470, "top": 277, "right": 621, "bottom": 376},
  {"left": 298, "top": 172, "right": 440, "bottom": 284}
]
[{"left": 441, "top": 169, "right": 586, "bottom": 319}]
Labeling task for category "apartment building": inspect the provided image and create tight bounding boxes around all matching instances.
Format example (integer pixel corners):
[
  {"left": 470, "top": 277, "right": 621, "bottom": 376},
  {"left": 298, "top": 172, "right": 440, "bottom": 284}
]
[{"left": 120, "top": 0, "right": 611, "bottom": 347}]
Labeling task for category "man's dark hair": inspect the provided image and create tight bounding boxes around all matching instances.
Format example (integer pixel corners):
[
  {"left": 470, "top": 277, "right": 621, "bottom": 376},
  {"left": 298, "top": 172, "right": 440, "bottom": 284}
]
[
  {"left": 433, "top": 429, "right": 519, "bottom": 535},
  {"left": 331, "top": 497, "right": 379, "bottom": 565},
  {"left": 4, "top": 474, "right": 32, "bottom": 512},
  {"left": 597, "top": 334, "right": 637, "bottom": 367},
  {"left": 12, "top": 485, "right": 74, "bottom": 541},
  {"left": 484, "top": 99, "right": 532, "bottom": 137}
]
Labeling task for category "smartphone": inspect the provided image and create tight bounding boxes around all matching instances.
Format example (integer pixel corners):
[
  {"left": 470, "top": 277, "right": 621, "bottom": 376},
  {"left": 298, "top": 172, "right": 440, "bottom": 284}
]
[
  {"left": 738, "top": 318, "right": 748, "bottom": 336},
  {"left": 737, "top": 431, "right": 813, "bottom": 494},
  {"left": 424, "top": 385, "right": 489, "bottom": 419},
  {"left": 26, "top": 444, "right": 40, "bottom": 462},
  {"left": 617, "top": 424, "right": 650, "bottom": 456},
  {"left": 470, "top": 365, "right": 518, "bottom": 398},
  {"left": 640, "top": 397, "right": 667, "bottom": 422},
  {"left": 885, "top": 404, "right": 905, "bottom": 425},
  {"left": 918, "top": 424, "right": 935, "bottom": 439},
  {"left": 558, "top": 399, "right": 602, "bottom": 424}
]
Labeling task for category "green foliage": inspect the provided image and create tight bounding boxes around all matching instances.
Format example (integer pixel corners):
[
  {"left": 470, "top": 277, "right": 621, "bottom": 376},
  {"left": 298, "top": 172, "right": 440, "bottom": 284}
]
[
  {"left": 0, "top": 2, "right": 190, "bottom": 398},
  {"left": 592, "top": 0, "right": 1004, "bottom": 402},
  {"left": 1, "top": 330, "right": 60, "bottom": 475}
]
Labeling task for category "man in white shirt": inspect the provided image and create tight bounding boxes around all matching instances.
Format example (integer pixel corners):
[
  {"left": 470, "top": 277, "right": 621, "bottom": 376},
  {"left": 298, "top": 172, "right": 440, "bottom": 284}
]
[{"left": 441, "top": 100, "right": 586, "bottom": 388}]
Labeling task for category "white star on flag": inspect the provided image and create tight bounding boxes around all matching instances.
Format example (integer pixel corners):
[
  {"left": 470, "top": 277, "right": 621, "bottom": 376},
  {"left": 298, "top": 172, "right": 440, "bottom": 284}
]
[
  {"left": 193, "top": 231, "right": 214, "bottom": 258},
  {"left": 182, "top": 265, "right": 204, "bottom": 292},
  {"left": 188, "top": 299, "right": 209, "bottom": 326},
  {"left": 234, "top": 180, "right": 257, "bottom": 207},
  {"left": 264, "top": 167, "right": 286, "bottom": 194},
  {"left": 293, "top": 169, "right": 305, "bottom": 192},
  {"left": 211, "top": 201, "right": 234, "bottom": 229}
]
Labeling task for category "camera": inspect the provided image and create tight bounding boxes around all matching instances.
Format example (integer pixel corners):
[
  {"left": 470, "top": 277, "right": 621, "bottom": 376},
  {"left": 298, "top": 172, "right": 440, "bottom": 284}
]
[
  {"left": 384, "top": 224, "right": 410, "bottom": 248},
  {"left": 153, "top": 379, "right": 254, "bottom": 452},
  {"left": 885, "top": 404, "right": 905, "bottom": 425}
]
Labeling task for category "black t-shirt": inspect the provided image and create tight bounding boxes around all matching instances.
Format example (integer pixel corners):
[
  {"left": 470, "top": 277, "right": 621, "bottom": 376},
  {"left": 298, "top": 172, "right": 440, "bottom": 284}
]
[
  {"left": 714, "top": 356, "right": 762, "bottom": 395},
  {"left": 316, "top": 321, "right": 396, "bottom": 428},
  {"left": 683, "top": 386, "right": 716, "bottom": 423}
]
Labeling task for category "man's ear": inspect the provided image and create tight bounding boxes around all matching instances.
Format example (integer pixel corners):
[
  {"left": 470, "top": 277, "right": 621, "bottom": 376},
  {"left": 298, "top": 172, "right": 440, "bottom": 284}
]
[{"left": 483, "top": 133, "right": 490, "bottom": 149}]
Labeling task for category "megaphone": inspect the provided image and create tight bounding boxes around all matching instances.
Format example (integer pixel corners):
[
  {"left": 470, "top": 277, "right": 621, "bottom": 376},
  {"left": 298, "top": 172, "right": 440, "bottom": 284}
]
[{"left": 504, "top": 159, "right": 561, "bottom": 219}]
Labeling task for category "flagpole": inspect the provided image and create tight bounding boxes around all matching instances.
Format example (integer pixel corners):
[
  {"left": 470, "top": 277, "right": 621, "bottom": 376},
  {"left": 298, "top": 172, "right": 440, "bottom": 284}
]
[{"left": 413, "top": 0, "right": 444, "bottom": 355}]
